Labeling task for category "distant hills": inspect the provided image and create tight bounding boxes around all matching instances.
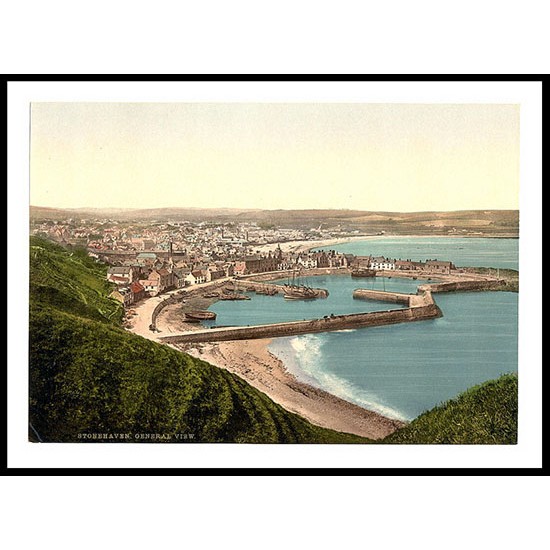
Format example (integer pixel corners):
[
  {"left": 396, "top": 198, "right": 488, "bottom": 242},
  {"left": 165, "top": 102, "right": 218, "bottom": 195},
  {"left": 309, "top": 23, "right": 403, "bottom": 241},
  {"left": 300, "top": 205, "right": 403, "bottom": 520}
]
[{"left": 30, "top": 206, "right": 519, "bottom": 236}]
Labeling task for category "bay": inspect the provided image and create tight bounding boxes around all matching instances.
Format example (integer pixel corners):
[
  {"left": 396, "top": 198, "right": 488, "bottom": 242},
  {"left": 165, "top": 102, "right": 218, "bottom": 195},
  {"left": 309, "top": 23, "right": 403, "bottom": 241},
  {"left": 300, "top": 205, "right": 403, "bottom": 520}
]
[
  {"left": 205, "top": 237, "right": 518, "bottom": 421},
  {"left": 319, "top": 236, "right": 518, "bottom": 270}
]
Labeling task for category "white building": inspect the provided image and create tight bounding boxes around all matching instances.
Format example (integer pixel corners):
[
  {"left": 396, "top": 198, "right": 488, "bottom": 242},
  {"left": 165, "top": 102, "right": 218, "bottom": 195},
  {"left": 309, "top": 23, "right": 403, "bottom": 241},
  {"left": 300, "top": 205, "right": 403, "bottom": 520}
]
[{"left": 369, "top": 256, "right": 395, "bottom": 271}]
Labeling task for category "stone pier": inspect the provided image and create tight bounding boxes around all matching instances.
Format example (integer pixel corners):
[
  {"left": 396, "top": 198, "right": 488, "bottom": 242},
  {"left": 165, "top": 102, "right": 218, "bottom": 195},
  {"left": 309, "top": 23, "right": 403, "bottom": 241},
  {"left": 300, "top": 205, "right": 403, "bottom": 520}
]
[{"left": 159, "top": 289, "right": 440, "bottom": 345}]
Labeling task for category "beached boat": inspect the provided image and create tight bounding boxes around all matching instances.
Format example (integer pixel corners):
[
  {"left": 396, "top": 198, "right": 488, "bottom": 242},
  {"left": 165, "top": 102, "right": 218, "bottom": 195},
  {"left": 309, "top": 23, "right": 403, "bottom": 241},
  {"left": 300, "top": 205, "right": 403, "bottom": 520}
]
[{"left": 185, "top": 310, "right": 217, "bottom": 322}]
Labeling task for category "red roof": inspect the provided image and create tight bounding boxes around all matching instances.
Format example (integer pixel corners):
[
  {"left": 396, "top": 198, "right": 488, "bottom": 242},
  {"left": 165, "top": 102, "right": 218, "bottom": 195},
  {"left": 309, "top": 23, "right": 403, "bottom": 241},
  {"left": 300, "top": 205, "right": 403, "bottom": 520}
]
[{"left": 130, "top": 281, "right": 145, "bottom": 293}]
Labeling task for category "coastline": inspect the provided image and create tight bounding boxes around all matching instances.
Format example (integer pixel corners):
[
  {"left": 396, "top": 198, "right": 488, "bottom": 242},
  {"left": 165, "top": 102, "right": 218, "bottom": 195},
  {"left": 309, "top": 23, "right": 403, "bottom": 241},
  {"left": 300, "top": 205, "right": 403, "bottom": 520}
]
[
  {"left": 255, "top": 233, "right": 518, "bottom": 255},
  {"left": 155, "top": 302, "right": 404, "bottom": 439},
  {"left": 125, "top": 234, "right": 518, "bottom": 440}
]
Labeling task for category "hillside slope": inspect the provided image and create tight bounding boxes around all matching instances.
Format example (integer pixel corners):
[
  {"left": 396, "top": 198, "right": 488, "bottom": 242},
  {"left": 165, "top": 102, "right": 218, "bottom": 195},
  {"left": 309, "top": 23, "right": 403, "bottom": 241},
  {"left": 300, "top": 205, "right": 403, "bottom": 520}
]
[
  {"left": 29, "top": 237, "right": 366, "bottom": 443},
  {"left": 383, "top": 374, "right": 518, "bottom": 444}
]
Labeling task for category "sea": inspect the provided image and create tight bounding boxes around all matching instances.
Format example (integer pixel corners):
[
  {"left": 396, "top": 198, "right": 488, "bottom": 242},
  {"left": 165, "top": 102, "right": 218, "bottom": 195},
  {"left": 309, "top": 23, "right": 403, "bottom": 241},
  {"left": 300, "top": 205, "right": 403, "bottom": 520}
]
[{"left": 205, "top": 237, "right": 519, "bottom": 421}]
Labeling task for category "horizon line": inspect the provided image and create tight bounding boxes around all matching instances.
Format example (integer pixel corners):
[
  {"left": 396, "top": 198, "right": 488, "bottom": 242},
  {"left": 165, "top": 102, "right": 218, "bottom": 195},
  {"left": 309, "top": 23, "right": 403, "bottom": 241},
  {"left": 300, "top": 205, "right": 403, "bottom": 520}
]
[{"left": 29, "top": 205, "right": 519, "bottom": 214}]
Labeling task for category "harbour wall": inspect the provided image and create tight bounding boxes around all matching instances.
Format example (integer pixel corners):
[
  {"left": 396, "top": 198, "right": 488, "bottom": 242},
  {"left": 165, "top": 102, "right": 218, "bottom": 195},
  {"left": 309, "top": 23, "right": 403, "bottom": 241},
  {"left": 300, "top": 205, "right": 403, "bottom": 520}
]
[
  {"left": 159, "top": 301, "right": 442, "bottom": 345},
  {"left": 150, "top": 294, "right": 183, "bottom": 329},
  {"left": 237, "top": 267, "right": 349, "bottom": 282},
  {"left": 150, "top": 280, "right": 229, "bottom": 329},
  {"left": 352, "top": 289, "right": 413, "bottom": 305},
  {"left": 418, "top": 279, "right": 504, "bottom": 293}
]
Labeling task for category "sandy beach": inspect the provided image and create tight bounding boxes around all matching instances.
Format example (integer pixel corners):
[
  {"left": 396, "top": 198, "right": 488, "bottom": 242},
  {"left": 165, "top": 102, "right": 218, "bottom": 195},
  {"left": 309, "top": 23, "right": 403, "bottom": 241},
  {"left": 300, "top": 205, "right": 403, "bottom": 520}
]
[
  {"left": 254, "top": 235, "right": 371, "bottom": 254},
  {"left": 154, "top": 301, "right": 404, "bottom": 440},
  {"left": 254, "top": 232, "right": 518, "bottom": 255}
]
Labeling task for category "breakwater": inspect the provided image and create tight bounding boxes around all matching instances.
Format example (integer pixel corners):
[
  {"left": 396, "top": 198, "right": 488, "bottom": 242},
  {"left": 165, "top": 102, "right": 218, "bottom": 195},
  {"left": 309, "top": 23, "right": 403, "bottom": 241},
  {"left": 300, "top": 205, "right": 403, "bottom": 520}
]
[
  {"left": 418, "top": 279, "right": 504, "bottom": 293},
  {"left": 353, "top": 288, "right": 412, "bottom": 305},
  {"left": 159, "top": 290, "right": 441, "bottom": 344}
]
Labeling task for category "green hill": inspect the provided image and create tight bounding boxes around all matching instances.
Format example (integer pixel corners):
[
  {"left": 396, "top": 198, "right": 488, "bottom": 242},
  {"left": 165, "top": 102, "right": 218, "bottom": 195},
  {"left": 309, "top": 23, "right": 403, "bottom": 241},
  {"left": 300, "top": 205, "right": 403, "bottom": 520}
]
[
  {"left": 30, "top": 237, "right": 123, "bottom": 324},
  {"left": 29, "top": 236, "right": 366, "bottom": 443},
  {"left": 383, "top": 374, "right": 518, "bottom": 444}
]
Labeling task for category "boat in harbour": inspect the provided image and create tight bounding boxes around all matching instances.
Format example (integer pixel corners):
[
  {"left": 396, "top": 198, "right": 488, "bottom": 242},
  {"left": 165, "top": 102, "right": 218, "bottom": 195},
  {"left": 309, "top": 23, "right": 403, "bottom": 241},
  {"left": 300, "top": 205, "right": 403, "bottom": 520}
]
[
  {"left": 219, "top": 294, "right": 251, "bottom": 300},
  {"left": 185, "top": 310, "right": 217, "bottom": 322},
  {"left": 256, "top": 285, "right": 278, "bottom": 296},
  {"left": 283, "top": 270, "right": 323, "bottom": 300},
  {"left": 283, "top": 285, "right": 318, "bottom": 300}
]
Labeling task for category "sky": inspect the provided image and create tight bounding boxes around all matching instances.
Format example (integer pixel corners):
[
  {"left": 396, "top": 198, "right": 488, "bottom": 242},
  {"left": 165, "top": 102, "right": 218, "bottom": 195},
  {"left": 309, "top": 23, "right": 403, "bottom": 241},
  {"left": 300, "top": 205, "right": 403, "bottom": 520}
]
[{"left": 30, "top": 103, "right": 520, "bottom": 212}]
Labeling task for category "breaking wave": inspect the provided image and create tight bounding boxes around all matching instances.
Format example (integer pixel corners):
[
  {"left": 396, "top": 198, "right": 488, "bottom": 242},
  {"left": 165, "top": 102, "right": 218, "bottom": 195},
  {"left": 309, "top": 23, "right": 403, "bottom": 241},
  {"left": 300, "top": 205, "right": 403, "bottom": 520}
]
[{"left": 283, "top": 334, "right": 409, "bottom": 421}]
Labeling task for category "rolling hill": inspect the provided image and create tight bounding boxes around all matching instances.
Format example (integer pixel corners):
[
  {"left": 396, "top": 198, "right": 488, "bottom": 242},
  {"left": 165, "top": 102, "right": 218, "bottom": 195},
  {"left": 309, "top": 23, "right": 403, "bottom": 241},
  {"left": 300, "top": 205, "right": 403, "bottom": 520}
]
[{"left": 30, "top": 206, "right": 519, "bottom": 236}]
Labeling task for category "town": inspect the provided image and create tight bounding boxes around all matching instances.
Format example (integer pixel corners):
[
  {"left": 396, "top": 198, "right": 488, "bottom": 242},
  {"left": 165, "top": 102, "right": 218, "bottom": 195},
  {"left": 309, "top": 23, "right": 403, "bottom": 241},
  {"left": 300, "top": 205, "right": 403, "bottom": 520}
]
[{"left": 30, "top": 216, "right": 457, "bottom": 309}]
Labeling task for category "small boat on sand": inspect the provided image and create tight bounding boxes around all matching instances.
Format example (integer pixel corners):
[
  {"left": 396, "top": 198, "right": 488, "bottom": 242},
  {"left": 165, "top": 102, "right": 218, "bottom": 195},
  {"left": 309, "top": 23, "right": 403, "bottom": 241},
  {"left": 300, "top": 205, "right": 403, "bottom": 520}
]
[{"left": 185, "top": 310, "right": 217, "bottom": 322}]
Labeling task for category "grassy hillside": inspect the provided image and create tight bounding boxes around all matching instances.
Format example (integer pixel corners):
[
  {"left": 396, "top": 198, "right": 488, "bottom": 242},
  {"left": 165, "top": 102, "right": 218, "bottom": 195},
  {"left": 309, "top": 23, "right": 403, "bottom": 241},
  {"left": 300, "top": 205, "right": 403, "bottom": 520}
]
[
  {"left": 30, "top": 236, "right": 123, "bottom": 323},
  {"left": 383, "top": 374, "right": 518, "bottom": 444},
  {"left": 29, "top": 236, "right": 366, "bottom": 443}
]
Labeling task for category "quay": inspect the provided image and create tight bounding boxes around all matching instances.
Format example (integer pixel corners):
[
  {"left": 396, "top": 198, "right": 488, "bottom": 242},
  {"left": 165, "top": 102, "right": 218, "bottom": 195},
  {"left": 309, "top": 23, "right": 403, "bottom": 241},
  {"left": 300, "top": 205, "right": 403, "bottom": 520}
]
[
  {"left": 140, "top": 269, "right": 505, "bottom": 345},
  {"left": 158, "top": 289, "right": 441, "bottom": 345}
]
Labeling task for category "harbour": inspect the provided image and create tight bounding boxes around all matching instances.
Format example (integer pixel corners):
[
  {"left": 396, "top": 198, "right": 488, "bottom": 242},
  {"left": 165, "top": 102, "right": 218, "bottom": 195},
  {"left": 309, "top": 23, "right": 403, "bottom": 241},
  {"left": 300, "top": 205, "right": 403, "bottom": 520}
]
[{"left": 165, "top": 236, "right": 518, "bottom": 422}]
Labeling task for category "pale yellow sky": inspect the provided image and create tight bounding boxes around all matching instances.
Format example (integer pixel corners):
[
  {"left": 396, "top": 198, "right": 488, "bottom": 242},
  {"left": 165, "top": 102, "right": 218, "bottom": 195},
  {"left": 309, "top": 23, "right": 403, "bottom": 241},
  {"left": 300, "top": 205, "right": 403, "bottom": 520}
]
[{"left": 30, "top": 103, "right": 519, "bottom": 211}]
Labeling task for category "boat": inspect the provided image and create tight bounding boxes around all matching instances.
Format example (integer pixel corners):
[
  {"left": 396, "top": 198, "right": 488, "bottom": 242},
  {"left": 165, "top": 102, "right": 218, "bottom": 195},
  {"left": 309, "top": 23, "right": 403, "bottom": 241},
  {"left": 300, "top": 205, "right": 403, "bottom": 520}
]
[
  {"left": 282, "top": 270, "right": 321, "bottom": 300},
  {"left": 256, "top": 285, "right": 278, "bottom": 296},
  {"left": 350, "top": 268, "right": 377, "bottom": 278},
  {"left": 218, "top": 293, "right": 251, "bottom": 301},
  {"left": 283, "top": 285, "right": 319, "bottom": 300},
  {"left": 203, "top": 292, "right": 220, "bottom": 298},
  {"left": 185, "top": 310, "right": 217, "bottom": 322}
]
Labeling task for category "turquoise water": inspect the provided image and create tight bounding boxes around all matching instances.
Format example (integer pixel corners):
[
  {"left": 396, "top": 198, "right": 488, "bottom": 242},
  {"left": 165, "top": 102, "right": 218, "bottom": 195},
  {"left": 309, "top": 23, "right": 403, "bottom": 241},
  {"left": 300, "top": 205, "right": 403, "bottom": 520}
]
[
  {"left": 204, "top": 275, "right": 420, "bottom": 328},
  {"left": 319, "top": 236, "right": 518, "bottom": 270},
  {"left": 269, "top": 291, "right": 518, "bottom": 421},
  {"left": 205, "top": 238, "right": 518, "bottom": 421}
]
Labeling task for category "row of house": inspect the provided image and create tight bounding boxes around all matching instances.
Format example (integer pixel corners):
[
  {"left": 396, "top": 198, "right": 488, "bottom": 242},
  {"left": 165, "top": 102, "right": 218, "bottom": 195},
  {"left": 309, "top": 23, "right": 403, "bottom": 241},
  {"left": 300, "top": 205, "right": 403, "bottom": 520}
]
[
  {"left": 107, "top": 265, "right": 178, "bottom": 305},
  {"left": 107, "top": 261, "right": 236, "bottom": 307},
  {"left": 233, "top": 249, "right": 350, "bottom": 274},
  {"left": 350, "top": 256, "right": 456, "bottom": 274}
]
